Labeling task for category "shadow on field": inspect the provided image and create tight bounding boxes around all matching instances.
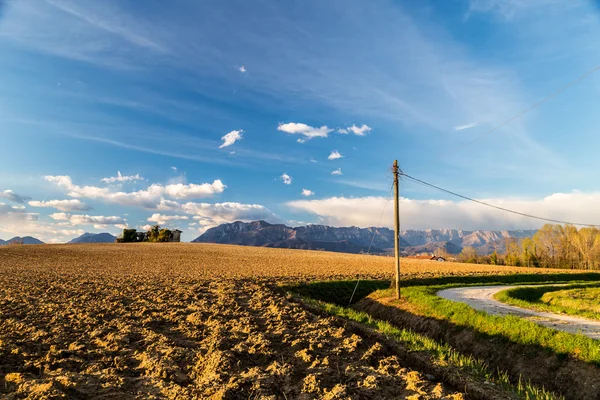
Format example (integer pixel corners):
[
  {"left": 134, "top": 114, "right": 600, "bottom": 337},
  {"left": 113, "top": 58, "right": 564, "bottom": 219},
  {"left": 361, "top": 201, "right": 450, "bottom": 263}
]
[
  {"left": 288, "top": 273, "right": 600, "bottom": 306},
  {"left": 287, "top": 273, "right": 600, "bottom": 400}
]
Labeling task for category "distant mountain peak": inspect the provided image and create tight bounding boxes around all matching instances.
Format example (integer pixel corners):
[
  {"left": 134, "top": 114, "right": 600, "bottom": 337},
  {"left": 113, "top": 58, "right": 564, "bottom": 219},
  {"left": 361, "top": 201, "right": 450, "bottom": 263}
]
[
  {"left": 68, "top": 232, "right": 117, "bottom": 244},
  {"left": 0, "top": 236, "right": 44, "bottom": 245}
]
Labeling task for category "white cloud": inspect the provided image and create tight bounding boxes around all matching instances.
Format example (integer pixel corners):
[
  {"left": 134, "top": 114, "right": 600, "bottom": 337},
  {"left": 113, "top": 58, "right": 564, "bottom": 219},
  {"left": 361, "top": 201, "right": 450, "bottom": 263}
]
[
  {"left": 331, "top": 168, "right": 343, "bottom": 175},
  {"left": 152, "top": 200, "right": 275, "bottom": 227},
  {"left": 297, "top": 138, "right": 306, "bottom": 144},
  {"left": 93, "top": 223, "right": 128, "bottom": 230},
  {"left": 0, "top": 190, "right": 31, "bottom": 204},
  {"left": 174, "top": 201, "right": 277, "bottom": 233},
  {"left": 49, "top": 213, "right": 127, "bottom": 226},
  {"left": 45, "top": 175, "right": 226, "bottom": 208},
  {"left": 140, "top": 224, "right": 153, "bottom": 231},
  {"left": 280, "top": 173, "right": 292, "bottom": 185},
  {"left": 337, "top": 128, "right": 348, "bottom": 134},
  {"left": 346, "top": 124, "right": 372, "bottom": 136},
  {"left": 278, "top": 123, "right": 332, "bottom": 140},
  {"left": 147, "top": 213, "right": 189, "bottom": 225},
  {"left": 0, "top": 202, "right": 38, "bottom": 222},
  {"left": 301, "top": 189, "right": 314, "bottom": 197},
  {"left": 101, "top": 171, "right": 144, "bottom": 184},
  {"left": 287, "top": 191, "right": 600, "bottom": 230},
  {"left": 28, "top": 199, "right": 92, "bottom": 212},
  {"left": 454, "top": 122, "right": 478, "bottom": 131},
  {"left": 157, "top": 199, "right": 182, "bottom": 211},
  {"left": 163, "top": 181, "right": 227, "bottom": 199},
  {"left": 328, "top": 150, "right": 343, "bottom": 160},
  {"left": 219, "top": 130, "right": 243, "bottom": 148},
  {"left": 239, "top": 65, "right": 247, "bottom": 73},
  {"left": 171, "top": 166, "right": 178, "bottom": 171}
]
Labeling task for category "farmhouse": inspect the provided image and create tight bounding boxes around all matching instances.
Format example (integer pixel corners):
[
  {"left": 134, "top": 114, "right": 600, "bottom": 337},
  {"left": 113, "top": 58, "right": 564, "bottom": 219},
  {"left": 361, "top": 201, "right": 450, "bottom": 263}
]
[{"left": 408, "top": 255, "right": 446, "bottom": 262}]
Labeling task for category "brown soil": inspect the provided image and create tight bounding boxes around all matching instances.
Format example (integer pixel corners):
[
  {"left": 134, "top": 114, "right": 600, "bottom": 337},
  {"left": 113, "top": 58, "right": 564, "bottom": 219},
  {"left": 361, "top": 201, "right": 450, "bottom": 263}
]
[
  {"left": 355, "top": 295, "right": 600, "bottom": 400},
  {"left": 0, "top": 243, "right": 584, "bottom": 399}
]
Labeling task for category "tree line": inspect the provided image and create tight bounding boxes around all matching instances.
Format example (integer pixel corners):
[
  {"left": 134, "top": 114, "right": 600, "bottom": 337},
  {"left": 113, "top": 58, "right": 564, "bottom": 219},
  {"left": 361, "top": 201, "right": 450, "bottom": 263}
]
[
  {"left": 454, "top": 224, "right": 600, "bottom": 270},
  {"left": 117, "top": 225, "right": 173, "bottom": 243}
]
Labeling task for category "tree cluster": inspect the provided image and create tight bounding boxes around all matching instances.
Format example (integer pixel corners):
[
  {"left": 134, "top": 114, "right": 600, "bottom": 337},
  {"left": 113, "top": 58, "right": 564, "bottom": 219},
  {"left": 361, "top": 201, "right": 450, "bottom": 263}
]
[
  {"left": 117, "top": 225, "right": 172, "bottom": 243},
  {"left": 146, "top": 225, "right": 172, "bottom": 243},
  {"left": 455, "top": 224, "right": 600, "bottom": 270}
]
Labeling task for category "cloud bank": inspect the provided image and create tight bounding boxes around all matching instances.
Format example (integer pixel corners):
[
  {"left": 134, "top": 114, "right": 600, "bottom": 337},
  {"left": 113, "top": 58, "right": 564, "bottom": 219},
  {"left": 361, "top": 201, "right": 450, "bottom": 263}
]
[
  {"left": 287, "top": 191, "right": 600, "bottom": 231},
  {"left": 29, "top": 199, "right": 92, "bottom": 212},
  {"left": 45, "top": 175, "right": 226, "bottom": 208},
  {"left": 0, "top": 190, "right": 31, "bottom": 204}
]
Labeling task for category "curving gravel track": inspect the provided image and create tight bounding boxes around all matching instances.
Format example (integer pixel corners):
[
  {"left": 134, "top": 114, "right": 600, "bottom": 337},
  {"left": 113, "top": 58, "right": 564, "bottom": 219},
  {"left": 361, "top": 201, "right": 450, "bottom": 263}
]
[{"left": 438, "top": 285, "right": 600, "bottom": 340}]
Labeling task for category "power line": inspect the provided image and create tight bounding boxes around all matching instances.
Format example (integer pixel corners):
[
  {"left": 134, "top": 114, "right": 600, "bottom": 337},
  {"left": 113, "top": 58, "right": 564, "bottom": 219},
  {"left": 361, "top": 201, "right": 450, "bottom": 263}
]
[
  {"left": 348, "top": 183, "right": 394, "bottom": 306},
  {"left": 365, "top": 182, "right": 394, "bottom": 254},
  {"left": 401, "top": 172, "right": 599, "bottom": 227},
  {"left": 446, "top": 63, "right": 600, "bottom": 157}
]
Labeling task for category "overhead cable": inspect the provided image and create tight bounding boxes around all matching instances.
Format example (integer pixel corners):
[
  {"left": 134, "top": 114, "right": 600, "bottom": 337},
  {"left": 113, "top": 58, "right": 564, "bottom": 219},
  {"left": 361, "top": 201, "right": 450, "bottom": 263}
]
[{"left": 401, "top": 172, "right": 599, "bottom": 227}]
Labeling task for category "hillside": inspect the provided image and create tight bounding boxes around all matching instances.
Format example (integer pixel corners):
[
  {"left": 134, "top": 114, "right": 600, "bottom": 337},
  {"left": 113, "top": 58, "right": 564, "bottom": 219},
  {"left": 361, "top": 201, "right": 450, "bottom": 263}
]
[
  {"left": 0, "top": 236, "right": 44, "bottom": 245},
  {"left": 193, "top": 221, "right": 536, "bottom": 255},
  {"left": 68, "top": 232, "right": 117, "bottom": 244}
]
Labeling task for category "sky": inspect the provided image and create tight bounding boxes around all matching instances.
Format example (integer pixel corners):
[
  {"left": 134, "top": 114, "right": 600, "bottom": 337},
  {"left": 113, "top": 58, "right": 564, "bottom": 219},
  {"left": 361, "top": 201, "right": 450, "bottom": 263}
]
[{"left": 2, "top": 0, "right": 600, "bottom": 243}]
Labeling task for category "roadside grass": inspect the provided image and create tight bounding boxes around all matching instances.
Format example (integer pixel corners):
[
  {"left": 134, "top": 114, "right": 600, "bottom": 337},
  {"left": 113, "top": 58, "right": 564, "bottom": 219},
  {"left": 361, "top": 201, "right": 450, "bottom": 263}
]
[
  {"left": 496, "top": 284, "right": 600, "bottom": 321},
  {"left": 385, "top": 284, "right": 600, "bottom": 364},
  {"left": 289, "top": 273, "right": 600, "bottom": 307},
  {"left": 293, "top": 294, "right": 561, "bottom": 400}
]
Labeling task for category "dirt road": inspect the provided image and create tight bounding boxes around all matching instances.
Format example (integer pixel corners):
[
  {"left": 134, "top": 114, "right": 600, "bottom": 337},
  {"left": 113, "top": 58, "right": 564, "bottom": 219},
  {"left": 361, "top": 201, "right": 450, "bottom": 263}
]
[{"left": 438, "top": 285, "right": 600, "bottom": 340}]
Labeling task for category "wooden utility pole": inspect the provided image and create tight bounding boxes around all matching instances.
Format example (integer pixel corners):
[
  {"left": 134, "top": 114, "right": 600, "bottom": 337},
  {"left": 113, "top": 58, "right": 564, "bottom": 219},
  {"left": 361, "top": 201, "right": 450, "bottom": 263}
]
[{"left": 393, "top": 160, "right": 401, "bottom": 299}]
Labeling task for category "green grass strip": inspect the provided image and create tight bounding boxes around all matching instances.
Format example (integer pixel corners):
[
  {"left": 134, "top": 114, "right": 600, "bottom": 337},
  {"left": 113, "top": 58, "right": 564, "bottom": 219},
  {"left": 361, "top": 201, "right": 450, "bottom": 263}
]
[
  {"left": 495, "top": 284, "right": 600, "bottom": 322},
  {"left": 376, "top": 283, "right": 600, "bottom": 365},
  {"left": 296, "top": 294, "right": 561, "bottom": 400}
]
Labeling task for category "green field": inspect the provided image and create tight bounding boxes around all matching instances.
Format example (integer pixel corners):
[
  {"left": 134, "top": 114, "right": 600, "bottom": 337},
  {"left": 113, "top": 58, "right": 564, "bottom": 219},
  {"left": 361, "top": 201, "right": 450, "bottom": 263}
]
[{"left": 495, "top": 284, "right": 600, "bottom": 321}]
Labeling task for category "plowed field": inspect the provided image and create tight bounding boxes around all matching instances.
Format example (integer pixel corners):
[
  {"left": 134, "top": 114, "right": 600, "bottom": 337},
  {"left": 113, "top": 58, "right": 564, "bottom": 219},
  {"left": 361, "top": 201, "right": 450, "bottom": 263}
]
[{"left": 0, "top": 243, "right": 570, "bottom": 399}]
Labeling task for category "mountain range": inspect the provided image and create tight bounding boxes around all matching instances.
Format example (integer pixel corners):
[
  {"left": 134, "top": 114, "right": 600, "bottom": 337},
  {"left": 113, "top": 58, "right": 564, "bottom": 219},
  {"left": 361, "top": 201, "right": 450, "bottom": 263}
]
[
  {"left": 68, "top": 232, "right": 117, "bottom": 244},
  {"left": 0, "top": 236, "right": 44, "bottom": 245},
  {"left": 193, "top": 221, "right": 537, "bottom": 255}
]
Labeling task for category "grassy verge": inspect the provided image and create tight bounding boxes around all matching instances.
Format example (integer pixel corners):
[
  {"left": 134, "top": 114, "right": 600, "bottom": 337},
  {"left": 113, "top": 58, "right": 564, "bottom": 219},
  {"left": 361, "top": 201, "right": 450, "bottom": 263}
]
[
  {"left": 286, "top": 281, "right": 562, "bottom": 400},
  {"left": 373, "top": 280, "right": 600, "bottom": 365},
  {"left": 495, "top": 284, "right": 600, "bottom": 321}
]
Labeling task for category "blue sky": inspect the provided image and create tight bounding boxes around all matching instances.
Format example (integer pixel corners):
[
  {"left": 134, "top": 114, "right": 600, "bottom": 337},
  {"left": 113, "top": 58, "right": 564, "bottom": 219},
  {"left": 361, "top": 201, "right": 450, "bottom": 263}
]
[{"left": 2, "top": 0, "right": 600, "bottom": 242}]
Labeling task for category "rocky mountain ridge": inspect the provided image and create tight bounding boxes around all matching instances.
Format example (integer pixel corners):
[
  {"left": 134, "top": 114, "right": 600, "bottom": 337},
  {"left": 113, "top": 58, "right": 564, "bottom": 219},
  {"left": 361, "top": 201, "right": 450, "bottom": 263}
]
[{"left": 193, "top": 221, "right": 537, "bottom": 255}]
